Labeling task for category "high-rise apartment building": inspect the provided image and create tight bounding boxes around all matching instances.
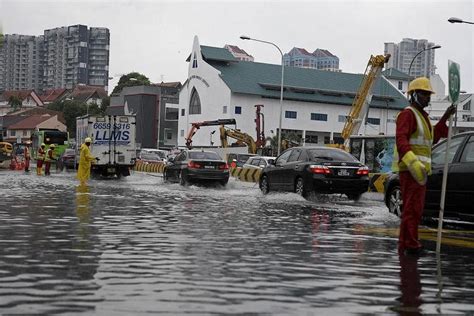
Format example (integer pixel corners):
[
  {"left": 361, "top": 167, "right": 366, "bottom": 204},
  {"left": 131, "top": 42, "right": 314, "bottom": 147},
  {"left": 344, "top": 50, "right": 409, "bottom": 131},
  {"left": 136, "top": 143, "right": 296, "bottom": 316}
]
[
  {"left": 0, "top": 34, "right": 44, "bottom": 92},
  {"left": 0, "top": 24, "right": 110, "bottom": 93},
  {"left": 283, "top": 47, "right": 340, "bottom": 71},
  {"left": 384, "top": 38, "right": 437, "bottom": 78}
]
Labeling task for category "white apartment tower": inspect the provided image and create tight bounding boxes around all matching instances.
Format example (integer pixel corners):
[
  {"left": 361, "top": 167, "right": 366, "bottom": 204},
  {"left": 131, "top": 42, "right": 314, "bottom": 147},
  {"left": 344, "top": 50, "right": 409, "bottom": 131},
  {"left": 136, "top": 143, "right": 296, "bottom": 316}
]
[
  {"left": 0, "top": 24, "right": 110, "bottom": 93},
  {"left": 384, "top": 38, "right": 438, "bottom": 78}
]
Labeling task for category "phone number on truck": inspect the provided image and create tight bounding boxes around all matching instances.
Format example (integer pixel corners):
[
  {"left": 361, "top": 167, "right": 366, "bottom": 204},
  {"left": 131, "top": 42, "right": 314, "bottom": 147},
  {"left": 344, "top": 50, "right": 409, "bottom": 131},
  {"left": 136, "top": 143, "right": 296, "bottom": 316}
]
[{"left": 93, "top": 123, "right": 130, "bottom": 130}]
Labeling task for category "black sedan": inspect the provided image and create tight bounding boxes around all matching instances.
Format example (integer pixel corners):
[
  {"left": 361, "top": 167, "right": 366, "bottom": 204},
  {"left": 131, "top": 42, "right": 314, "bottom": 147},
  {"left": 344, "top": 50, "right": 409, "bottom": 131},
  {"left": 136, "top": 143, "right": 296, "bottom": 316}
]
[
  {"left": 384, "top": 131, "right": 474, "bottom": 221},
  {"left": 259, "top": 146, "right": 370, "bottom": 200},
  {"left": 164, "top": 149, "right": 229, "bottom": 186}
]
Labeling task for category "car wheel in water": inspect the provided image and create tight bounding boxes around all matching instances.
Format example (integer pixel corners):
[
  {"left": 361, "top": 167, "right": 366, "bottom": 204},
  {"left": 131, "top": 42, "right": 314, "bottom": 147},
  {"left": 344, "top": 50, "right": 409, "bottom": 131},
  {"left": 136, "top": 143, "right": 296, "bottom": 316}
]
[
  {"left": 346, "top": 193, "right": 362, "bottom": 201},
  {"left": 388, "top": 185, "right": 403, "bottom": 217},
  {"left": 260, "top": 175, "right": 269, "bottom": 194},
  {"left": 295, "top": 177, "right": 306, "bottom": 197}
]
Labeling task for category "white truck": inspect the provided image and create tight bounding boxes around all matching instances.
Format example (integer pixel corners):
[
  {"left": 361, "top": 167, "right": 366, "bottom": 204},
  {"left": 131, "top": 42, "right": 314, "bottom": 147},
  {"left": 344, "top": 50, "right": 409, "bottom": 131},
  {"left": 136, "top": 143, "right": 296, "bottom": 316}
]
[{"left": 76, "top": 115, "right": 137, "bottom": 178}]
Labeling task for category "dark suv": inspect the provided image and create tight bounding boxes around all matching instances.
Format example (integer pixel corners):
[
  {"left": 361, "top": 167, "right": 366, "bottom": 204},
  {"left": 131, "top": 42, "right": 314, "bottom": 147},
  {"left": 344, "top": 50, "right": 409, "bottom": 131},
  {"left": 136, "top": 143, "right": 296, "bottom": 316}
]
[
  {"left": 259, "top": 146, "right": 369, "bottom": 200},
  {"left": 384, "top": 131, "right": 474, "bottom": 221}
]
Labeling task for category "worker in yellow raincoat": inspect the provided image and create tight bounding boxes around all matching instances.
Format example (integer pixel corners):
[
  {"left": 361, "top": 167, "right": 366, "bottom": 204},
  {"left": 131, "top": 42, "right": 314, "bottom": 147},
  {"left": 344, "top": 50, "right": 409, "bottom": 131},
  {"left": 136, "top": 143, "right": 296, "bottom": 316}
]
[{"left": 77, "top": 137, "right": 97, "bottom": 186}]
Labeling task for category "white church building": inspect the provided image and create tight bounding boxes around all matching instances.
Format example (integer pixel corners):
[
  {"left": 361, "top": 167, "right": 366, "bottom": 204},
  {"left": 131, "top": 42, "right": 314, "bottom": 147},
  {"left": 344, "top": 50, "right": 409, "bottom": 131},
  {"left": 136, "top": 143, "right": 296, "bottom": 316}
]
[{"left": 177, "top": 36, "right": 408, "bottom": 149}]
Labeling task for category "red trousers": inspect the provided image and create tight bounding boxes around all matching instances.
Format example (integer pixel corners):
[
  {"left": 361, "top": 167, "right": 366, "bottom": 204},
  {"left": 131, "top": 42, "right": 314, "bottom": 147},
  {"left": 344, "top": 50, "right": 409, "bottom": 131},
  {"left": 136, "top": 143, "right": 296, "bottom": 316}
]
[
  {"left": 45, "top": 161, "right": 51, "bottom": 175},
  {"left": 398, "top": 171, "right": 425, "bottom": 251}
]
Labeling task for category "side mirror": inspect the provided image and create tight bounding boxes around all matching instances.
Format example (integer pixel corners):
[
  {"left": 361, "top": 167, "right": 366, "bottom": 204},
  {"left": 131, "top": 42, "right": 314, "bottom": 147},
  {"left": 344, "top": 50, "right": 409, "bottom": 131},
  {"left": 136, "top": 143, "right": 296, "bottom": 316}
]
[
  {"left": 168, "top": 157, "right": 175, "bottom": 163},
  {"left": 267, "top": 159, "right": 275, "bottom": 165}
]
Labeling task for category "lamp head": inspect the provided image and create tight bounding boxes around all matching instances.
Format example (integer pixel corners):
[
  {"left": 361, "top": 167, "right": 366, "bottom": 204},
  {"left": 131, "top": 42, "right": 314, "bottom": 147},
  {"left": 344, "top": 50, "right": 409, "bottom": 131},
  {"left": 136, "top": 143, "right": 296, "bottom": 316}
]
[
  {"left": 240, "top": 35, "right": 251, "bottom": 40},
  {"left": 448, "top": 17, "right": 463, "bottom": 23}
]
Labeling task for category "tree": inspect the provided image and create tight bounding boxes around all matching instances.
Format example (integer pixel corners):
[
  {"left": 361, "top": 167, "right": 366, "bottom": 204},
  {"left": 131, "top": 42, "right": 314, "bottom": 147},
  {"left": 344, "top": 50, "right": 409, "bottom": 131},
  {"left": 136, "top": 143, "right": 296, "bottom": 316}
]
[
  {"left": 47, "top": 100, "right": 87, "bottom": 138},
  {"left": 8, "top": 96, "right": 22, "bottom": 111},
  {"left": 265, "top": 132, "right": 302, "bottom": 154},
  {"left": 111, "top": 72, "right": 151, "bottom": 94}
]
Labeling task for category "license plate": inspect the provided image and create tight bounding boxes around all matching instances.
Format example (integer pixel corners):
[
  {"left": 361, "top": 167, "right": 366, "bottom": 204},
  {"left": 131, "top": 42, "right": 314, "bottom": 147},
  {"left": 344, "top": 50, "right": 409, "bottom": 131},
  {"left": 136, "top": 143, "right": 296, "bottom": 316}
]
[
  {"left": 337, "top": 169, "right": 349, "bottom": 176},
  {"left": 107, "top": 167, "right": 116, "bottom": 173},
  {"left": 204, "top": 165, "right": 215, "bottom": 169}
]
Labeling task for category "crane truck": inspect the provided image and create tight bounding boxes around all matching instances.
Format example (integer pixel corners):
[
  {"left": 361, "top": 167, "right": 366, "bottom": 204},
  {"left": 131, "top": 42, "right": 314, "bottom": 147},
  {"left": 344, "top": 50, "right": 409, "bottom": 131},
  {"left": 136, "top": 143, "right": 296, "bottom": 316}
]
[
  {"left": 185, "top": 118, "right": 237, "bottom": 149},
  {"left": 339, "top": 54, "right": 391, "bottom": 149}
]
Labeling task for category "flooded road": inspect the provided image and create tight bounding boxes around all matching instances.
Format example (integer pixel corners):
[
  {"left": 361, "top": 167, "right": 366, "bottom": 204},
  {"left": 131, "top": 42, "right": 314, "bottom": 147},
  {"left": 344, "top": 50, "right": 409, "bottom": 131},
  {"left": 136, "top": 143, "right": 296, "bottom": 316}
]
[{"left": 1, "top": 170, "right": 474, "bottom": 315}]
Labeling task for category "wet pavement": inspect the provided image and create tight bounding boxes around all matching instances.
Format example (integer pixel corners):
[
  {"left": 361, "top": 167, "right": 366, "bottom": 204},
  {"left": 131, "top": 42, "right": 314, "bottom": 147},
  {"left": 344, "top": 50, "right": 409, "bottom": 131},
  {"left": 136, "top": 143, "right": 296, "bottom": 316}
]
[{"left": 1, "top": 169, "right": 474, "bottom": 315}]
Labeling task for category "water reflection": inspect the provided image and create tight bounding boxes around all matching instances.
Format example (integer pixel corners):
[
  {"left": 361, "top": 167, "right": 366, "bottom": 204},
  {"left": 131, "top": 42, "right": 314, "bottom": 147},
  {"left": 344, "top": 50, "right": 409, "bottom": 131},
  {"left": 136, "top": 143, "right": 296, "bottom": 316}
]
[
  {"left": 1, "top": 172, "right": 474, "bottom": 314},
  {"left": 397, "top": 255, "right": 422, "bottom": 315}
]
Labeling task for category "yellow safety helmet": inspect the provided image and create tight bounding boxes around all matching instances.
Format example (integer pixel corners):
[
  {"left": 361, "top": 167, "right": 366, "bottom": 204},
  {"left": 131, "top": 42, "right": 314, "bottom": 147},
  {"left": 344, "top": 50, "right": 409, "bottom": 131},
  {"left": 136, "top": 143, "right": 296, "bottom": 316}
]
[
  {"left": 85, "top": 137, "right": 92, "bottom": 143},
  {"left": 41, "top": 143, "right": 46, "bottom": 147},
  {"left": 50, "top": 144, "right": 56, "bottom": 148},
  {"left": 407, "top": 77, "right": 435, "bottom": 95}
]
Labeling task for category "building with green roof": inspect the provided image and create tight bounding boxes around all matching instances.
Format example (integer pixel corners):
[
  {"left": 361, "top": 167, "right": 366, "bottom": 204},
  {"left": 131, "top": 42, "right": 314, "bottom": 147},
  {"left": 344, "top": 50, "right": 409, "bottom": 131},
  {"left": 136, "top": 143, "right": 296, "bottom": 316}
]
[{"left": 178, "top": 36, "right": 407, "bottom": 149}]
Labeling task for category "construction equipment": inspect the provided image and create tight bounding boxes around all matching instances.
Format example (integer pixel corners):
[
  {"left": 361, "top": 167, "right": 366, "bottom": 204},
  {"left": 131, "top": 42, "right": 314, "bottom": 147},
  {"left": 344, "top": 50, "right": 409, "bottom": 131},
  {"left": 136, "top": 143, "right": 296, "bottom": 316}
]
[
  {"left": 340, "top": 54, "right": 391, "bottom": 149},
  {"left": 185, "top": 119, "right": 237, "bottom": 149},
  {"left": 0, "top": 141, "right": 13, "bottom": 163},
  {"left": 219, "top": 125, "right": 257, "bottom": 154}
]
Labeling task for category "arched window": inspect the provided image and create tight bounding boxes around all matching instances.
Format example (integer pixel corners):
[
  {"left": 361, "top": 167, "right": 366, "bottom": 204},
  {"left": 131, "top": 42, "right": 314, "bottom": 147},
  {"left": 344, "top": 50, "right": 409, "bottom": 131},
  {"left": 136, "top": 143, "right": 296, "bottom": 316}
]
[{"left": 189, "top": 87, "right": 201, "bottom": 115}]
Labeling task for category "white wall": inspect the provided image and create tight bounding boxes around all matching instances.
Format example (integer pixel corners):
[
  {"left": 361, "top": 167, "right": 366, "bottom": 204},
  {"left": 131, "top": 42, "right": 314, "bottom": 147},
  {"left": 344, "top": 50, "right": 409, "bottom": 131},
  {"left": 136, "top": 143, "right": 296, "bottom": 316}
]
[
  {"left": 178, "top": 36, "right": 232, "bottom": 147},
  {"left": 177, "top": 36, "right": 401, "bottom": 148}
]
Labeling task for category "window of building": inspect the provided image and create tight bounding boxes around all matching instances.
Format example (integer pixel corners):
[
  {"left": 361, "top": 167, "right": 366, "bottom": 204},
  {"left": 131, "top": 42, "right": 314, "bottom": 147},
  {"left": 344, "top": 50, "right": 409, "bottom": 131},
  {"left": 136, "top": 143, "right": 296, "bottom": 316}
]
[
  {"left": 463, "top": 100, "right": 471, "bottom": 111},
  {"left": 10, "top": 130, "right": 16, "bottom": 137},
  {"left": 367, "top": 117, "right": 381, "bottom": 125},
  {"left": 23, "top": 130, "right": 28, "bottom": 136},
  {"left": 181, "top": 108, "right": 185, "bottom": 116},
  {"left": 223, "top": 106, "right": 227, "bottom": 114},
  {"left": 235, "top": 106, "right": 242, "bottom": 115},
  {"left": 398, "top": 81, "right": 403, "bottom": 90},
  {"left": 311, "top": 113, "right": 328, "bottom": 121},
  {"left": 189, "top": 88, "right": 201, "bottom": 115},
  {"left": 285, "top": 111, "right": 297, "bottom": 119},
  {"left": 165, "top": 107, "right": 178, "bottom": 120},
  {"left": 180, "top": 129, "right": 185, "bottom": 137},
  {"left": 338, "top": 115, "right": 348, "bottom": 123}
]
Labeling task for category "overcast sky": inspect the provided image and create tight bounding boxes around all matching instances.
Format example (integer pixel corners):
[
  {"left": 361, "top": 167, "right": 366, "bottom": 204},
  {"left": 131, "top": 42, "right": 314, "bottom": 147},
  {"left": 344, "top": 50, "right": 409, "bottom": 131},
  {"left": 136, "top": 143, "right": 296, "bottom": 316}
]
[{"left": 2, "top": 0, "right": 473, "bottom": 95}]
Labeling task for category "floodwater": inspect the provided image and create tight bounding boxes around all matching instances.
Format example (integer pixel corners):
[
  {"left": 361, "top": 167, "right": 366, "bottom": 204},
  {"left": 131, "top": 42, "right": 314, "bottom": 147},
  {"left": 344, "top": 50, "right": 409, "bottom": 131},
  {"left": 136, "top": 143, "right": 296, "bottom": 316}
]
[{"left": 0, "top": 170, "right": 473, "bottom": 315}]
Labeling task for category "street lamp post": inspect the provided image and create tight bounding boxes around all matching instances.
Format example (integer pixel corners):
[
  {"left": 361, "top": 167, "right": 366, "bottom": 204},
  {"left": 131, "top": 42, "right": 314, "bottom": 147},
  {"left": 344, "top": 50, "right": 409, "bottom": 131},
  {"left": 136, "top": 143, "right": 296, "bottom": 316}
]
[
  {"left": 448, "top": 17, "right": 474, "bottom": 25},
  {"left": 408, "top": 45, "right": 442, "bottom": 77},
  {"left": 240, "top": 35, "right": 285, "bottom": 155}
]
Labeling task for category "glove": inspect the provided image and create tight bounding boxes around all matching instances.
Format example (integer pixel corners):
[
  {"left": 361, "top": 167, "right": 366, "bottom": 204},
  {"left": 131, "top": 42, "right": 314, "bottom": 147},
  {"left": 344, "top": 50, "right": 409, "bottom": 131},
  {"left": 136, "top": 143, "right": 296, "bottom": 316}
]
[{"left": 402, "top": 151, "right": 427, "bottom": 185}]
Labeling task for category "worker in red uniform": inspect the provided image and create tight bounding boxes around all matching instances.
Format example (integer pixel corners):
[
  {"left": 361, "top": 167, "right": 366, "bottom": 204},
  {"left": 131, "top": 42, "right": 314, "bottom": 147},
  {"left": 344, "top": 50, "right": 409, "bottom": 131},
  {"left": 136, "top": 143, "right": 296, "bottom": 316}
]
[
  {"left": 24, "top": 141, "right": 31, "bottom": 172},
  {"left": 395, "top": 77, "right": 455, "bottom": 256},
  {"left": 36, "top": 143, "right": 46, "bottom": 175},
  {"left": 44, "top": 144, "right": 56, "bottom": 176}
]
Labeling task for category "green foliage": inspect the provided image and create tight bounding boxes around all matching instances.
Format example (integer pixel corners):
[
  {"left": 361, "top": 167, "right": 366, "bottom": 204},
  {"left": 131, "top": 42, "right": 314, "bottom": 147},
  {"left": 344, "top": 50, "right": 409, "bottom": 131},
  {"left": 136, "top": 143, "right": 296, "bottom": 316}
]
[
  {"left": 8, "top": 96, "right": 22, "bottom": 111},
  {"left": 111, "top": 72, "right": 151, "bottom": 94},
  {"left": 265, "top": 132, "right": 301, "bottom": 154}
]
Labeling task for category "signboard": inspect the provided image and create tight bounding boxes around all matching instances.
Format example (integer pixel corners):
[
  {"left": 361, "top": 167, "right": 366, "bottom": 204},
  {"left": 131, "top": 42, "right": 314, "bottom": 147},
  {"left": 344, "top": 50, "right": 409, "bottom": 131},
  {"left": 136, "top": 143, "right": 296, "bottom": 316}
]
[{"left": 448, "top": 60, "right": 460, "bottom": 104}]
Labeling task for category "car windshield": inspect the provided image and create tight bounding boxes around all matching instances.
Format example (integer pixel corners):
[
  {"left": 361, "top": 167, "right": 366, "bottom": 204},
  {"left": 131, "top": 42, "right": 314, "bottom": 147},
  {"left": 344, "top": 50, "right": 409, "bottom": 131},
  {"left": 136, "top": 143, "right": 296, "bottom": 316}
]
[
  {"left": 308, "top": 148, "right": 358, "bottom": 162},
  {"left": 237, "top": 155, "right": 254, "bottom": 163},
  {"left": 189, "top": 151, "right": 221, "bottom": 160}
]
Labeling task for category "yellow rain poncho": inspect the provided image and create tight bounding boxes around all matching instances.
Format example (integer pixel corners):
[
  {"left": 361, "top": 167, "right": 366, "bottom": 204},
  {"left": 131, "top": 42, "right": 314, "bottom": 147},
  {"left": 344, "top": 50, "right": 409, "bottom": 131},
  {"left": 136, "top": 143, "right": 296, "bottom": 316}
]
[{"left": 76, "top": 143, "right": 96, "bottom": 184}]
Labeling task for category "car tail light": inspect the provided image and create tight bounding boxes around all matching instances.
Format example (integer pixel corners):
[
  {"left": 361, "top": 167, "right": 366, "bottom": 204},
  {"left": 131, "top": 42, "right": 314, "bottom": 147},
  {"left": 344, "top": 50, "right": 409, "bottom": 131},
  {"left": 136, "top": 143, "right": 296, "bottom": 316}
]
[
  {"left": 188, "top": 161, "right": 202, "bottom": 169},
  {"left": 356, "top": 166, "right": 369, "bottom": 175},
  {"left": 309, "top": 164, "right": 331, "bottom": 174},
  {"left": 218, "top": 163, "right": 229, "bottom": 170}
]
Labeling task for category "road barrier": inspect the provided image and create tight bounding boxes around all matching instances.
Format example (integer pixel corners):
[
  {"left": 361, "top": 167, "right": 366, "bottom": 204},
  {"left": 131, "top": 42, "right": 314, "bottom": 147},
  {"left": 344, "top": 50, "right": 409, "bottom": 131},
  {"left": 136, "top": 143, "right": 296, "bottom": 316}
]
[
  {"left": 134, "top": 161, "right": 166, "bottom": 173},
  {"left": 368, "top": 173, "right": 388, "bottom": 193},
  {"left": 230, "top": 167, "right": 261, "bottom": 183}
]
